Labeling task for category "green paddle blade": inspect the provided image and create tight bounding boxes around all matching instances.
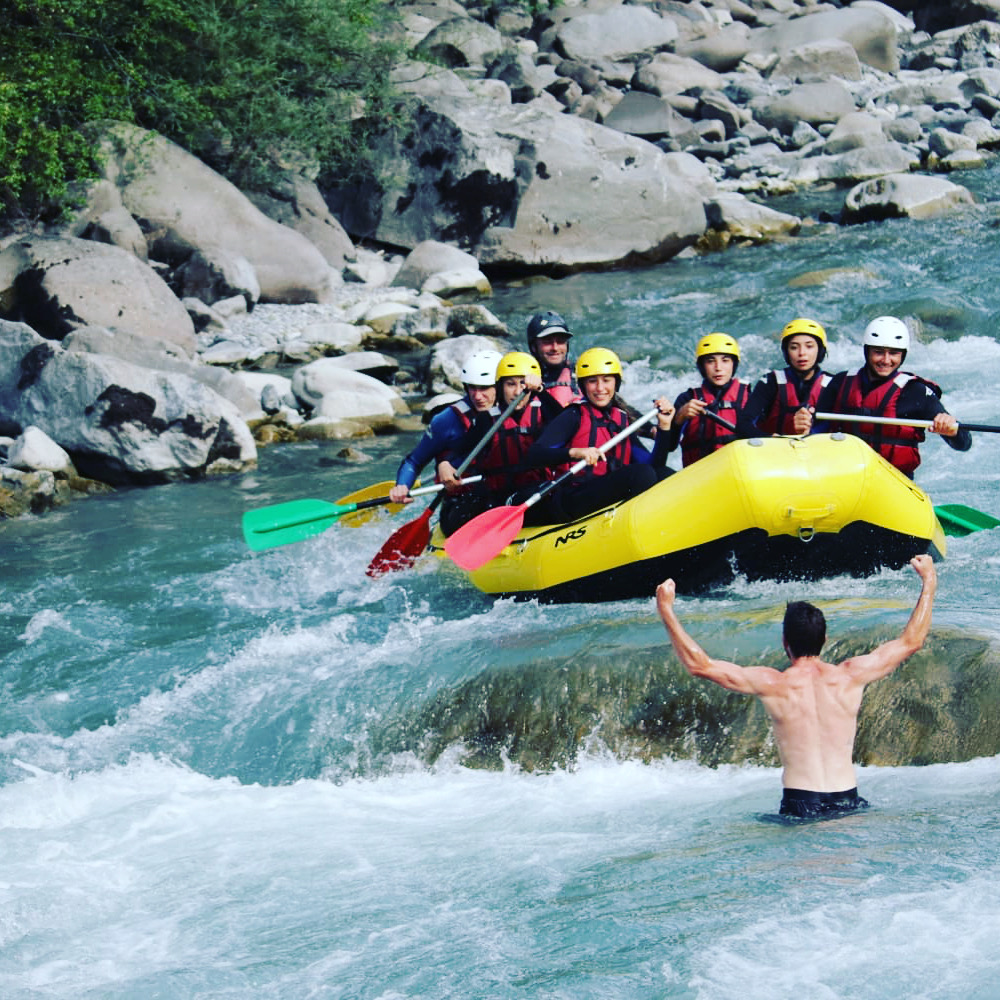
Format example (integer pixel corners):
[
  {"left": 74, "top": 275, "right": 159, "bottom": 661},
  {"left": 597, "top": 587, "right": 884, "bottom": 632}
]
[
  {"left": 242, "top": 498, "right": 354, "bottom": 551},
  {"left": 934, "top": 503, "right": 1000, "bottom": 538}
]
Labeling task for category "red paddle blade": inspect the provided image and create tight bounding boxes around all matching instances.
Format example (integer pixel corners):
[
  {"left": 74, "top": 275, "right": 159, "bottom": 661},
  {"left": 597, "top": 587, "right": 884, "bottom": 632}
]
[
  {"left": 366, "top": 508, "right": 433, "bottom": 577},
  {"left": 444, "top": 504, "right": 527, "bottom": 571}
]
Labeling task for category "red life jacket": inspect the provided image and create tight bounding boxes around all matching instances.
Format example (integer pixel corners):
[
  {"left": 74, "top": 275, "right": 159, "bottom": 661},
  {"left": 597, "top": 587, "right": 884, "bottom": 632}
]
[
  {"left": 680, "top": 379, "right": 750, "bottom": 467},
  {"left": 542, "top": 363, "right": 582, "bottom": 408},
  {"left": 563, "top": 401, "right": 632, "bottom": 478},
  {"left": 831, "top": 369, "right": 938, "bottom": 476},
  {"left": 433, "top": 399, "right": 477, "bottom": 483},
  {"left": 478, "top": 399, "right": 548, "bottom": 491},
  {"left": 759, "top": 368, "right": 831, "bottom": 436}
]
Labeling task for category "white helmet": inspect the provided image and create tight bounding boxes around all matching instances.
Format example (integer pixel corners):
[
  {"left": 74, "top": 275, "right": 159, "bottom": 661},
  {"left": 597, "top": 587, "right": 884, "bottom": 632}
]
[
  {"left": 863, "top": 316, "right": 910, "bottom": 352},
  {"left": 460, "top": 350, "right": 503, "bottom": 387}
]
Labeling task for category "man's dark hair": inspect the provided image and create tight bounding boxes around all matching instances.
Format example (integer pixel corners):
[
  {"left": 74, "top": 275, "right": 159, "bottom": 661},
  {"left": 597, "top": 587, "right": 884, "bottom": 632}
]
[{"left": 783, "top": 601, "right": 827, "bottom": 657}]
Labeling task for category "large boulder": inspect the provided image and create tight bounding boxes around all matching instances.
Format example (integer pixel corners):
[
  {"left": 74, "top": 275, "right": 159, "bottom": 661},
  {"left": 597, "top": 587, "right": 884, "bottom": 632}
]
[
  {"left": 89, "top": 121, "right": 334, "bottom": 304},
  {"left": 751, "top": 81, "right": 857, "bottom": 133},
  {"left": 0, "top": 320, "right": 256, "bottom": 483},
  {"left": 0, "top": 236, "right": 196, "bottom": 355},
  {"left": 539, "top": 5, "right": 679, "bottom": 63},
  {"left": 842, "top": 173, "right": 976, "bottom": 223},
  {"left": 246, "top": 173, "right": 355, "bottom": 270},
  {"left": 748, "top": 6, "right": 901, "bottom": 73},
  {"left": 335, "top": 94, "right": 707, "bottom": 273}
]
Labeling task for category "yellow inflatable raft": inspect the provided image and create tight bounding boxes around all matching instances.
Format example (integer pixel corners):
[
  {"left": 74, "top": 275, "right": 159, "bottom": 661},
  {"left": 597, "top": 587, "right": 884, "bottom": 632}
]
[{"left": 430, "top": 432, "right": 946, "bottom": 603}]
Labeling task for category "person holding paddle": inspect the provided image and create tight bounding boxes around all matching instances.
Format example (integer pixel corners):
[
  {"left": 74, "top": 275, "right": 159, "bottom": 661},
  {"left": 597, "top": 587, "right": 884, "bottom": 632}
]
[
  {"left": 522, "top": 347, "right": 675, "bottom": 524},
  {"left": 438, "top": 351, "right": 549, "bottom": 535},
  {"left": 663, "top": 333, "right": 751, "bottom": 466},
  {"left": 738, "top": 318, "right": 832, "bottom": 437},
  {"left": 657, "top": 554, "right": 938, "bottom": 820},
  {"left": 388, "top": 350, "right": 503, "bottom": 504},
  {"left": 814, "top": 316, "right": 971, "bottom": 478}
]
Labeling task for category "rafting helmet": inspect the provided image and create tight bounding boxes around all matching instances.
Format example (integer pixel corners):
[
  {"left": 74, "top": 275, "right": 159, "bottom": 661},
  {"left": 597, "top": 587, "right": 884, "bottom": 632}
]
[
  {"left": 460, "top": 349, "right": 504, "bottom": 387},
  {"left": 575, "top": 347, "right": 623, "bottom": 389},
  {"left": 695, "top": 333, "right": 740, "bottom": 375},
  {"left": 526, "top": 311, "right": 571, "bottom": 355},
  {"left": 495, "top": 351, "right": 541, "bottom": 382},
  {"left": 863, "top": 316, "right": 910, "bottom": 356},
  {"left": 780, "top": 318, "right": 827, "bottom": 364}
]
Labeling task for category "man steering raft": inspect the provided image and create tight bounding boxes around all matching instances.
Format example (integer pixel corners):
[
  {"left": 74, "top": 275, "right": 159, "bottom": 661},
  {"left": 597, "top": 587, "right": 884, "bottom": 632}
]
[{"left": 656, "top": 554, "right": 938, "bottom": 820}]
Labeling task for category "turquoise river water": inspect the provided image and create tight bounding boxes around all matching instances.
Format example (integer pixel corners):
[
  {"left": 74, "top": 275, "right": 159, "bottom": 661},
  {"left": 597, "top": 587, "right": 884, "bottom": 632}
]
[{"left": 4, "top": 166, "right": 1000, "bottom": 998}]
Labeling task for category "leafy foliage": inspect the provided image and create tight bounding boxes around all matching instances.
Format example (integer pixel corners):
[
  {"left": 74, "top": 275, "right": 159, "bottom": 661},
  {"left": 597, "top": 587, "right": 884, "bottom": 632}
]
[{"left": 0, "top": 0, "right": 401, "bottom": 222}]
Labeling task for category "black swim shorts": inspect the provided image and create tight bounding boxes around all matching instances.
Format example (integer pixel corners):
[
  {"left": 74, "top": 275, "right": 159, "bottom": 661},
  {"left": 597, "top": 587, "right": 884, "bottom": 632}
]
[{"left": 779, "top": 787, "right": 870, "bottom": 819}]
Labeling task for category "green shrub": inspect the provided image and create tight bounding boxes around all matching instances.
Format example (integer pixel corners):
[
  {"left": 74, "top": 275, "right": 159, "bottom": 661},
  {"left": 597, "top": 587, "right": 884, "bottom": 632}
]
[{"left": 0, "top": 0, "right": 400, "bottom": 223}]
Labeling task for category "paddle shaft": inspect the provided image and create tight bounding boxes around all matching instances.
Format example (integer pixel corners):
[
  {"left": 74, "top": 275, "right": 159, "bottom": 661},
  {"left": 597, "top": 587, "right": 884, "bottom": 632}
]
[
  {"left": 815, "top": 412, "right": 1000, "bottom": 434},
  {"left": 702, "top": 408, "right": 736, "bottom": 433}
]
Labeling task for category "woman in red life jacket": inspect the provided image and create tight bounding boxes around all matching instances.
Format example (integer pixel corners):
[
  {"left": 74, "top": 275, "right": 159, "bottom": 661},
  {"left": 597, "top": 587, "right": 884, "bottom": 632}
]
[
  {"left": 438, "top": 352, "right": 549, "bottom": 536},
  {"left": 738, "top": 318, "right": 832, "bottom": 437},
  {"left": 524, "top": 348, "right": 675, "bottom": 524},
  {"left": 664, "top": 333, "right": 751, "bottom": 467},
  {"left": 814, "top": 316, "right": 971, "bottom": 478},
  {"left": 526, "top": 311, "right": 582, "bottom": 416}
]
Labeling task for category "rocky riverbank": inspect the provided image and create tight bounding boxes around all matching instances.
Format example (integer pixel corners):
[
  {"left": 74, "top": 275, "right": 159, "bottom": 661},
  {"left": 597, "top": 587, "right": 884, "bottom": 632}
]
[{"left": 3, "top": 0, "right": 1000, "bottom": 518}]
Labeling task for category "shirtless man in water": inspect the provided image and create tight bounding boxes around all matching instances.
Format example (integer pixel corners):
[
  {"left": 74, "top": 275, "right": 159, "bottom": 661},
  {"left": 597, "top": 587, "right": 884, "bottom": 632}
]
[{"left": 656, "top": 554, "right": 937, "bottom": 818}]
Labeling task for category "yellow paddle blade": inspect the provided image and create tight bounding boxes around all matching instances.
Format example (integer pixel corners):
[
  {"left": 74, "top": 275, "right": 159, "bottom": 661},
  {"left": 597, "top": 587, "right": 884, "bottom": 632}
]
[{"left": 335, "top": 479, "right": 419, "bottom": 527}]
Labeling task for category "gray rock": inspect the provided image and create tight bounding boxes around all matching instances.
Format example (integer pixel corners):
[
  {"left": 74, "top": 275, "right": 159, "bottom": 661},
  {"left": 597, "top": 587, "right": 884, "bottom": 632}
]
[
  {"left": 603, "top": 92, "right": 701, "bottom": 142},
  {"left": 414, "top": 16, "right": 508, "bottom": 72},
  {"left": 771, "top": 39, "right": 864, "bottom": 82},
  {"left": 90, "top": 121, "right": 334, "bottom": 304},
  {"left": 632, "top": 52, "right": 726, "bottom": 96},
  {"left": 0, "top": 320, "right": 256, "bottom": 483},
  {"left": 9, "top": 426, "right": 75, "bottom": 475},
  {"left": 928, "top": 127, "right": 978, "bottom": 156},
  {"left": 175, "top": 247, "right": 261, "bottom": 310},
  {"left": 752, "top": 81, "right": 856, "bottom": 133},
  {"left": 245, "top": 173, "right": 355, "bottom": 270},
  {"left": 842, "top": 172, "right": 975, "bottom": 223},
  {"left": 749, "top": 7, "right": 900, "bottom": 72},
  {"left": 704, "top": 192, "right": 801, "bottom": 240},
  {"left": 64, "top": 179, "right": 149, "bottom": 260},
  {"left": 791, "top": 142, "right": 921, "bottom": 185},
  {"left": 338, "top": 94, "right": 707, "bottom": 273},
  {"left": 542, "top": 6, "right": 679, "bottom": 64},
  {"left": 675, "top": 22, "right": 753, "bottom": 72},
  {"left": 0, "top": 236, "right": 196, "bottom": 355},
  {"left": 392, "top": 240, "right": 490, "bottom": 294},
  {"left": 824, "top": 111, "right": 887, "bottom": 154}
]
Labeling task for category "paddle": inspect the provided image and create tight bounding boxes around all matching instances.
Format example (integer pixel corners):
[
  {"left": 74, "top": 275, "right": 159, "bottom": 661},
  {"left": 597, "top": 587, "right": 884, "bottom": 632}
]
[
  {"left": 934, "top": 503, "right": 1000, "bottom": 537},
  {"left": 242, "top": 479, "right": 482, "bottom": 552},
  {"left": 444, "top": 406, "right": 660, "bottom": 572},
  {"left": 365, "top": 390, "right": 530, "bottom": 577},
  {"left": 814, "top": 412, "right": 1000, "bottom": 434}
]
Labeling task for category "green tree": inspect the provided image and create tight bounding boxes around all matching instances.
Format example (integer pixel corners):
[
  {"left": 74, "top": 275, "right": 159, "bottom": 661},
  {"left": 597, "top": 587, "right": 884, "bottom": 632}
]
[{"left": 0, "top": 0, "right": 400, "bottom": 223}]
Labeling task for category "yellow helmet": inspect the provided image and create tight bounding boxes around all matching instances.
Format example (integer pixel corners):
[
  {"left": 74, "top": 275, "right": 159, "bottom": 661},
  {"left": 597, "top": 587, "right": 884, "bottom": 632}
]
[
  {"left": 695, "top": 333, "right": 740, "bottom": 363},
  {"left": 495, "top": 351, "right": 541, "bottom": 381},
  {"left": 781, "top": 317, "right": 827, "bottom": 350},
  {"left": 575, "top": 347, "right": 623, "bottom": 382},
  {"left": 781, "top": 317, "right": 827, "bottom": 365}
]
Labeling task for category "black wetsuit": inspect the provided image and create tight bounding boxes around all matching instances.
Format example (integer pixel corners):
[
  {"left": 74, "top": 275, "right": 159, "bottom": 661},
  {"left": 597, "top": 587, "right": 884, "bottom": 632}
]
[{"left": 779, "top": 787, "right": 870, "bottom": 819}]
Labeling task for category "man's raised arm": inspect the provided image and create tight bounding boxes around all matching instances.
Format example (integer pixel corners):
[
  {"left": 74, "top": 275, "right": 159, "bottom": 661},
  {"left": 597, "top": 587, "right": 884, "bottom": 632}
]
[
  {"left": 656, "top": 579, "right": 778, "bottom": 696},
  {"left": 844, "top": 555, "right": 937, "bottom": 685}
]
